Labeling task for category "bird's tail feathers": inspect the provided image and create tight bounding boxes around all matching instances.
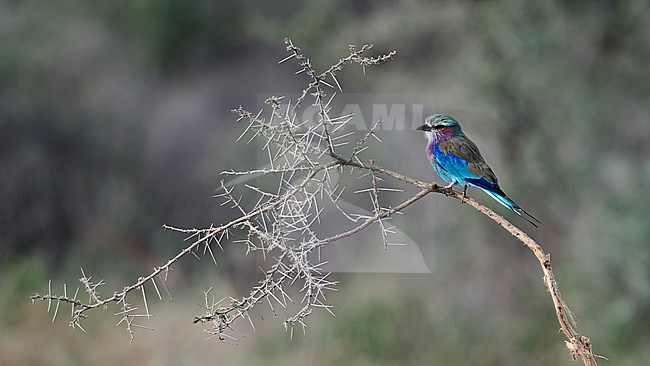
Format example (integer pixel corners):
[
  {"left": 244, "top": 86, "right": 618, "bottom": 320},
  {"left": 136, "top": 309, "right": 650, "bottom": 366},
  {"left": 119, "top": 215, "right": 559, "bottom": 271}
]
[{"left": 484, "top": 190, "right": 542, "bottom": 228}]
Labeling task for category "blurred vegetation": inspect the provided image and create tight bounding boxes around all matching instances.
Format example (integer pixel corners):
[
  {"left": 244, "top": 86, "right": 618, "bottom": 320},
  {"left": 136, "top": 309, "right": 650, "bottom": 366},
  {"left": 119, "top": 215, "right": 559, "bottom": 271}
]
[{"left": 1, "top": 0, "right": 649, "bottom": 364}]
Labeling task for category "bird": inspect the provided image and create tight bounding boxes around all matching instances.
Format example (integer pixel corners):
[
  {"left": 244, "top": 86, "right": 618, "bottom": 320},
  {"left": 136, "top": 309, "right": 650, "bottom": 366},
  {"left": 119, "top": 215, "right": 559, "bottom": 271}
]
[{"left": 416, "top": 114, "right": 541, "bottom": 227}]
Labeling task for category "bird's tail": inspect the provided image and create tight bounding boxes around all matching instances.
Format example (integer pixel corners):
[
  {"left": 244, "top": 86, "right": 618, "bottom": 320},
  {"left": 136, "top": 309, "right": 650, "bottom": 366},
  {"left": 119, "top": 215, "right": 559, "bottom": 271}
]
[{"left": 483, "top": 190, "right": 542, "bottom": 228}]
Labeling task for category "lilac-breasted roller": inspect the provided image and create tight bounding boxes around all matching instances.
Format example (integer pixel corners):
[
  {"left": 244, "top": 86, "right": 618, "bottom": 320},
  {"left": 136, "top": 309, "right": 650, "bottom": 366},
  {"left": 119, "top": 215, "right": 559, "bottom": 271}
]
[{"left": 416, "top": 114, "right": 541, "bottom": 227}]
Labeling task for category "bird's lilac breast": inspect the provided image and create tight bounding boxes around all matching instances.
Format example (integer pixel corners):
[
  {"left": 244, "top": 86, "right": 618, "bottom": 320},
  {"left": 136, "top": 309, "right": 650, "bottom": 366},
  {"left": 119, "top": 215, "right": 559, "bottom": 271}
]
[
  {"left": 425, "top": 139, "right": 436, "bottom": 162},
  {"left": 425, "top": 129, "right": 454, "bottom": 161}
]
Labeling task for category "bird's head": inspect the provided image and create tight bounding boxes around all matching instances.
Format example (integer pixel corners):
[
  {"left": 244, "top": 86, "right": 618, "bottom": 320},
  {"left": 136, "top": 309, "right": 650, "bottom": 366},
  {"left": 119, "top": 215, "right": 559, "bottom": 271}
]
[{"left": 416, "top": 114, "right": 462, "bottom": 141}]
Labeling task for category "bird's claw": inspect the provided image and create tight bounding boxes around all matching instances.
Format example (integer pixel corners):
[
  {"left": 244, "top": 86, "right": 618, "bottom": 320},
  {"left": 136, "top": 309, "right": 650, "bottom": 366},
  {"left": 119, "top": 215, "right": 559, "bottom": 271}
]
[
  {"left": 440, "top": 182, "right": 468, "bottom": 199},
  {"left": 439, "top": 181, "right": 456, "bottom": 197}
]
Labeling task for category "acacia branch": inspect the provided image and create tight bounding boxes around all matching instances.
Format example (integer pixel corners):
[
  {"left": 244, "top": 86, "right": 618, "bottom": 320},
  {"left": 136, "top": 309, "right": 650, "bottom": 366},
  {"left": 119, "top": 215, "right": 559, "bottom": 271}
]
[
  {"left": 30, "top": 38, "right": 597, "bottom": 365},
  {"left": 31, "top": 164, "right": 333, "bottom": 327}
]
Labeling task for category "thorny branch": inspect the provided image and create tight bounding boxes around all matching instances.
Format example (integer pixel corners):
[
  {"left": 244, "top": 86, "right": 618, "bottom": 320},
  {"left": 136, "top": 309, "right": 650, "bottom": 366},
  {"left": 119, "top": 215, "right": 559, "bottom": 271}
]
[{"left": 31, "top": 38, "right": 598, "bottom": 365}]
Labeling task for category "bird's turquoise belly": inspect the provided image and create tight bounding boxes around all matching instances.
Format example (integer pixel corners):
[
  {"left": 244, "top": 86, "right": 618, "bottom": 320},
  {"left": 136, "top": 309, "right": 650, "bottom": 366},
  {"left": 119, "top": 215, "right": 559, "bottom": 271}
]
[{"left": 432, "top": 162, "right": 460, "bottom": 184}]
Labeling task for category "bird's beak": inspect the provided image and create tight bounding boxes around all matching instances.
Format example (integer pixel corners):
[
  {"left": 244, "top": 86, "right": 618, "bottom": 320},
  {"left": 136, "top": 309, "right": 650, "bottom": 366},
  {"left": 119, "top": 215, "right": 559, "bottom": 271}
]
[{"left": 416, "top": 124, "right": 430, "bottom": 131}]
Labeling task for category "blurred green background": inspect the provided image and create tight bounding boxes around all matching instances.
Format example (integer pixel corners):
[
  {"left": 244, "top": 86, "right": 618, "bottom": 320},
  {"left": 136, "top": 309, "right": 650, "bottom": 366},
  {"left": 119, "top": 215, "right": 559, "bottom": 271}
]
[{"left": 2, "top": 0, "right": 649, "bottom": 365}]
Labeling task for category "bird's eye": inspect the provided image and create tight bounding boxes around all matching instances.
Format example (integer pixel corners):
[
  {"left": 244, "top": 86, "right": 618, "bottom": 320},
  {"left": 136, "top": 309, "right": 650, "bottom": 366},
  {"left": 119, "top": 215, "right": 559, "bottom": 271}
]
[{"left": 433, "top": 125, "right": 444, "bottom": 129}]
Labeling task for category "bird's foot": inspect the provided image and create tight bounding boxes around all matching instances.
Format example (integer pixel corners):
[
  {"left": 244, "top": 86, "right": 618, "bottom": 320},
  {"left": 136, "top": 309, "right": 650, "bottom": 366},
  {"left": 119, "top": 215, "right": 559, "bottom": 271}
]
[
  {"left": 441, "top": 181, "right": 457, "bottom": 197},
  {"left": 462, "top": 185, "right": 468, "bottom": 198}
]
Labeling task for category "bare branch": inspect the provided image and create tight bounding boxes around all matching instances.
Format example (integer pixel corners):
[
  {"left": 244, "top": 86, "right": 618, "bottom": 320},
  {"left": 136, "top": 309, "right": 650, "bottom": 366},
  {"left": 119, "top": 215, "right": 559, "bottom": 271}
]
[{"left": 30, "top": 37, "right": 598, "bottom": 365}]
